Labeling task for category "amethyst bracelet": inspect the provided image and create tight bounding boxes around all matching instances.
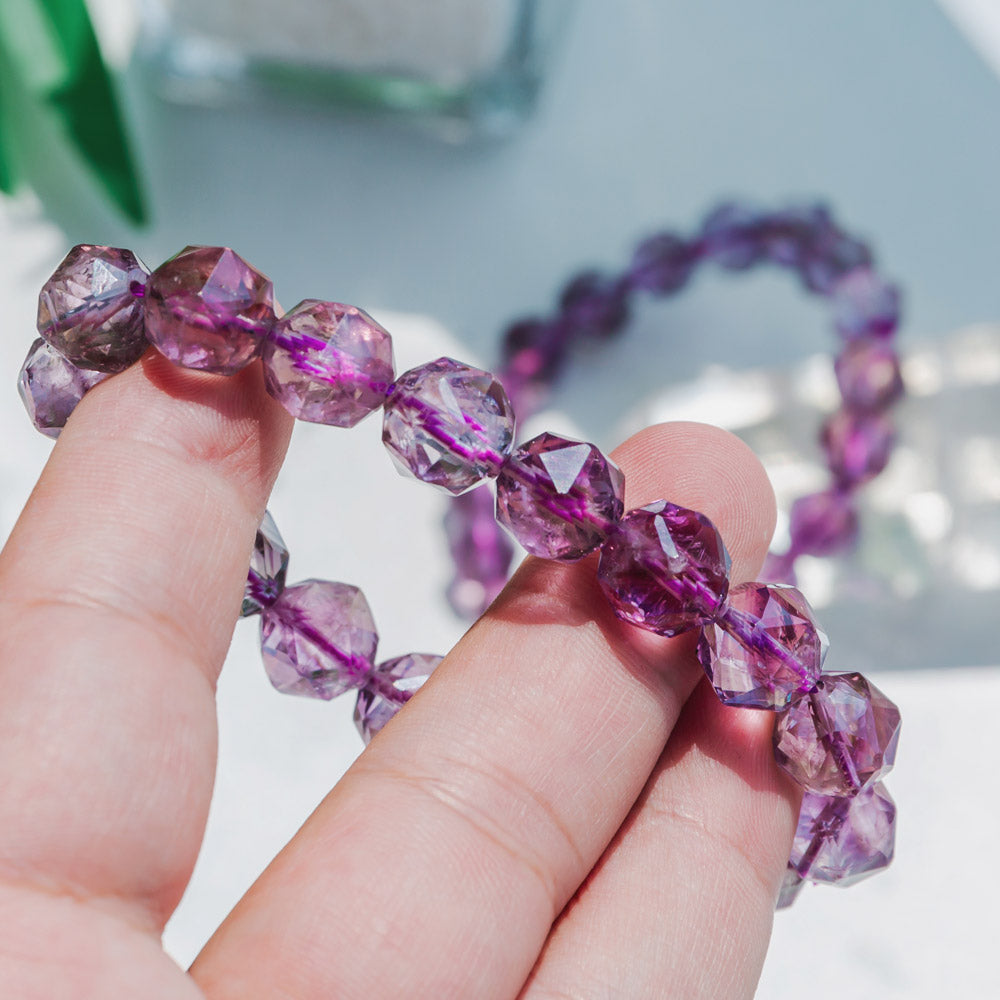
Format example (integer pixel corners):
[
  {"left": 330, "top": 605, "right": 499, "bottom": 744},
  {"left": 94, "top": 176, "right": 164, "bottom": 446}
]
[{"left": 17, "top": 213, "right": 902, "bottom": 910}]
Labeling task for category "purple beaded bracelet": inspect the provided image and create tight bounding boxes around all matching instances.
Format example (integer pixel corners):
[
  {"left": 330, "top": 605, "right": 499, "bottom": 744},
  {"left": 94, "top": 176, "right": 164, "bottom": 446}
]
[{"left": 17, "top": 208, "right": 903, "bottom": 911}]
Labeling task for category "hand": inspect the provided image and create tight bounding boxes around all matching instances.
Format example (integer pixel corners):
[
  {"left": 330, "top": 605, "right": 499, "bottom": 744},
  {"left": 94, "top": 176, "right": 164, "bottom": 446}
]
[{"left": 0, "top": 353, "right": 796, "bottom": 999}]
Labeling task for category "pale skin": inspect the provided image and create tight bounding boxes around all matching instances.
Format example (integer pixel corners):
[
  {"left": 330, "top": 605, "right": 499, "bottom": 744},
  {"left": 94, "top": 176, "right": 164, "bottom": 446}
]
[{"left": 0, "top": 352, "right": 799, "bottom": 999}]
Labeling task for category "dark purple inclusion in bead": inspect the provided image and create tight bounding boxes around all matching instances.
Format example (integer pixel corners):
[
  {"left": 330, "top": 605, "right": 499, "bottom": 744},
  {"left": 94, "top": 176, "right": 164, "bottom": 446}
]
[
  {"left": 790, "top": 783, "right": 896, "bottom": 887},
  {"left": 597, "top": 501, "right": 731, "bottom": 637},
  {"left": 382, "top": 357, "right": 516, "bottom": 495},
  {"left": 37, "top": 244, "right": 149, "bottom": 373},
  {"left": 822, "top": 410, "right": 895, "bottom": 486},
  {"left": 18, "top": 338, "right": 110, "bottom": 438},
  {"left": 495, "top": 432, "right": 625, "bottom": 561},
  {"left": 354, "top": 653, "right": 443, "bottom": 744},
  {"left": 241, "top": 511, "right": 290, "bottom": 617},
  {"left": 774, "top": 672, "right": 901, "bottom": 797},
  {"left": 144, "top": 246, "right": 275, "bottom": 375},
  {"left": 835, "top": 339, "right": 904, "bottom": 413}
]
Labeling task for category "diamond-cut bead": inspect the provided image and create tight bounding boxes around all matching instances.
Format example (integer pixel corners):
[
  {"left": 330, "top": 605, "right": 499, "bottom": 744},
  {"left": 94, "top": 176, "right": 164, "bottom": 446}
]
[
  {"left": 831, "top": 267, "right": 900, "bottom": 339},
  {"left": 354, "top": 653, "right": 443, "bottom": 744},
  {"left": 822, "top": 410, "right": 894, "bottom": 486},
  {"left": 144, "top": 246, "right": 275, "bottom": 375},
  {"left": 496, "top": 432, "right": 625, "bottom": 561},
  {"left": 382, "top": 357, "right": 515, "bottom": 495},
  {"left": 790, "top": 783, "right": 896, "bottom": 887},
  {"left": 774, "top": 672, "right": 901, "bottom": 796},
  {"left": 37, "top": 244, "right": 149, "bottom": 372},
  {"left": 18, "top": 338, "right": 110, "bottom": 438},
  {"left": 697, "top": 583, "right": 826, "bottom": 710},
  {"left": 834, "top": 339, "right": 904, "bottom": 413},
  {"left": 260, "top": 580, "right": 378, "bottom": 699},
  {"left": 263, "top": 299, "right": 394, "bottom": 426},
  {"left": 597, "top": 501, "right": 731, "bottom": 637},
  {"left": 242, "top": 511, "right": 290, "bottom": 617}
]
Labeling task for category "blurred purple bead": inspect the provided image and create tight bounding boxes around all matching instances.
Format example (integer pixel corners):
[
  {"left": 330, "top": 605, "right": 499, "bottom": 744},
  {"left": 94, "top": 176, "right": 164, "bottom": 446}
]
[
  {"left": 18, "top": 337, "right": 110, "bottom": 438},
  {"left": 260, "top": 580, "right": 378, "bottom": 700},
  {"left": 822, "top": 410, "right": 895, "bottom": 486},
  {"left": 354, "top": 653, "right": 443, "bottom": 744},
  {"left": 788, "top": 490, "right": 859, "bottom": 557},
  {"left": 628, "top": 233, "right": 699, "bottom": 294},
  {"left": 37, "top": 244, "right": 149, "bottom": 372},
  {"left": 597, "top": 501, "right": 731, "bottom": 637},
  {"left": 242, "top": 511, "right": 290, "bottom": 617},
  {"left": 700, "top": 203, "right": 765, "bottom": 270},
  {"left": 776, "top": 866, "right": 805, "bottom": 910},
  {"left": 774, "top": 672, "right": 901, "bottom": 796},
  {"left": 382, "top": 357, "right": 516, "bottom": 495},
  {"left": 835, "top": 339, "right": 904, "bottom": 412},
  {"left": 558, "top": 271, "right": 629, "bottom": 338},
  {"left": 698, "top": 583, "right": 826, "bottom": 710},
  {"left": 831, "top": 268, "right": 900, "bottom": 339},
  {"left": 496, "top": 433, "right": 625, "bottom": 561},
  {"left": 263, "top": 299, "right": 394, "bottom": 426},
  {"left": 145, "top": 246, "right": 275, "bottom": 375},
  {"left": 790, "top": 783, "right": 896, "bottom": 887},
  {"left": 501, "top": 318, "right": 571, "bottom": 383},
  {"left": 760, "top": 206, "right": 834, "bottom": 269},
  {"left": 800, "top": 231, "right": 872, "bottom": 294}
]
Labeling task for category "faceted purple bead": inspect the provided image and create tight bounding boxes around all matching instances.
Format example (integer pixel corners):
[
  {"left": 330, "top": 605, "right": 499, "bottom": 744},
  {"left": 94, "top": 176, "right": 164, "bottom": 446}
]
[
  {"left": 354, "top": 652, "right": 443, "bottom": 744},
  {"left": 597, "top": 501, "right": 731, "bottom": 637},
  {"left": 700, "top": 203, "right": 765, "bottom": 270},
  {"left": 145, "top": 246, "right": 275, "bottom": 375},
  {"left": 241, "top": 511, "right": 290, "bottom": 617},
  {"left": 822, "top": 410, "right": 895, "bottom": 486},
  {"left": 558, "top": 271, "right": 629, "bottom": 338},
  {"left": 18, "top": 338, "right": 110, "bottom": 438},
  {"left": 628, "top": 233, "right": 699, "bottom": 294},
  {"left": 501, "top": 318, "right": 571, "bottom": 384},
  {"left": 496, "top": 433, "right": 625, "bottom": 561},
  {"left": 776, "top": 865, "right": 805, "bottom": 910},
  {"left": 260, "top": 580, "right": 378, "bottom": 700},
  {"left": 774, "top": 672, "right": 901, "bottom": 796},
  {"left": 697, "top": 583, "right": 827, "bottom": 710},
  {"left": 263, "top": 299, "right": 394, "bottom": 426},
  {"left": 37, "top": 244, "right": 149, "bottom": 372},
  {"left": 759, "top": 206, "right": 833, "bottom": 269},
  {"left": 831, "top": 268, "right": 900, "bottom": 340},
  {"left": 790, "top": 783, "right": 896, "bottom": 887},
  {"left": 788, "top": 490, "right": 858, "bottom": 558},
  {"left": 382, "top": 357, "right": 516, "bottom": 495},
  {"left": 800, "top": 231, "right": 872, "bottom": 294},
  {"left": 835, "top": 339, "right": 904, "bottom": 413}
]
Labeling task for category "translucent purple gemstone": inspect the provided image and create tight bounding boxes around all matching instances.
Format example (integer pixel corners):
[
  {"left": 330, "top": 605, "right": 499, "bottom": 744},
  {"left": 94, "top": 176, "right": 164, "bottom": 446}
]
[
  {"left": 628, "top": 233, "right": 699, "bottom": 294},
  {"left": 822, "top": 410, "right": 895, "bottom": 486},
  {"left": 558, "top": 271, "right": 629, "bottom": 338},
  {"left": 354, "top": 652, "right": 443, "bottom": 744},
  {"left": 144, "top": 246, "right": 275, "bottom": 375},
  {"left": 700, "top": 203, "right": 765, "bottom": 270},
  {"left": 834, "top": 339, "right": 904, "bottom": 413},
  {"left": 241, "top": 511, "right": 290, "bottom": 617},
  {"left": 774, "top": 672, "right": 901, "bottom": 796},
  {"left": 597, "top": 501, "right": 731, "bottom": 637},
  {"left": 444, "top": 487, "right": 515, "bottom": 619},
  {"left": 788, "top": 490, "right": 858, "bottom": 557},
  {"left": 759, "top": 206, "right": 833, "bottom": 269},
  {"left": 496, "top": 432, "right": 626, "bottom": 561},
  {"left": 697, "top": 583, "right": 827, "bottom": 710},
  {"left": 18, "top": 337, "right": 111, "bottom": 438},
  {"left": 260, "top": 580, "right": 378, "bottom": 700},
  {"left": 790, "top": 783, "right": 896, "bottom": 887},
  {"left": 382, "top": 357, "right": 516, "bottom": 495},
  {"left": 776, "top": 865, "right": 805, "bottom": 910},
  {"left": 831, "top": 268, "right": 900, "bottom": 339},
  {"left": 800, "top": 231, "right": 872, "bottom": 294},
  {"left": 37, "top": 244, "right": 149, "bottom": 372},
  {"left": 262, "top": 299, "right": 394, "bottom": 426}
]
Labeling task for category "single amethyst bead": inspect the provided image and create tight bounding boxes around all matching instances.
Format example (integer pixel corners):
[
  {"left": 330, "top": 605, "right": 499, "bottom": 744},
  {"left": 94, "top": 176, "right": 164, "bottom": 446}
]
[
  {"left": 834, "top": 339, "right": 904, "bottom": 413},
  {"left": 382, "top": 357, "right": 516, "bottom": 495},
  {"left": 241, "top": 510, "right": 290, "bottom": 617},
  {"left": 18, "top": 338, "right": 110, "bottom": 438},
  {"left": 822, "top": 410, "right": 895, "bottom": 486},
  {"left": 788, "top": 490, "right": 859, "bottom": 558},
  {"left": 800, "top": 231, "right": 872, "bottom": 294},
  {"left": 354, "top": 653, "right": 443, "bottom": 744},
  {"left": 496, "top": 433, "right": 626, "bottom": 561},
  {"left": 37, "top": 244, "right": 149, "bottom": 372},
  {"left": 790, "top": 783, "right": 896, "bottom": 887},
  {"left": 774, "top": 672, "right": 901, "bottom": 797},
  {"left": 597, "top": 501, "right": 731, "bottom": 637},
  {"left": 144, "top": 246, "right": 275, "bottom": 375},
  {"left": 697, "top": 583, "right": 827, "bottom": 710},
  {"left": 759, "top": 206, "right": 833, "bottom": 269},
  {"left": 263, "top": 299, "right": 394, "bottom": 426},
  {"left": 260, "top": 579, "right": 378, "bottom": 700},
  {"left": 700, "top": 203, "right": 765, "bottom": 270},
  {"left": 558, "top": 271, "right": 629, "bottom": 338},
  {"left": 831, "top": 268, "right": 901, "bottom": 339},
  {"left": 628, "top": 233, "right": 699, "bottom": 294}
]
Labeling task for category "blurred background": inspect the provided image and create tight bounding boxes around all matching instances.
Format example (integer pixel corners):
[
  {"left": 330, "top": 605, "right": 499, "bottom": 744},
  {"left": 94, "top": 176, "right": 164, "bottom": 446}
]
[{"left": 1, "top": 1, "right": 998, "bottom": 997}]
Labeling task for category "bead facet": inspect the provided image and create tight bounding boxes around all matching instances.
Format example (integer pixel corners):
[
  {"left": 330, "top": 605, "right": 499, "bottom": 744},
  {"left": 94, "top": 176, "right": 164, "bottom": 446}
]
[
  {"left": 774, "top": 672, "right": 901, "bottom": 796},
  {"left": 354, "top": 653, "right": 443, "bottom": 744},
  {"left": 242, "top": 511, "right": 290, "bottom": 617},
  {"left": 382, "top": 357, "right": 515, "bottom": 495},
  {"left": 597, "top": 501, "right": 731, "bottom": 636},
  {"left": 496, "top": 432, "right": 625, "bottom": 561},
  {"left": 37, "top": 244, "right": 149, "bottom": 372},
  {"left": 145, "top": 246, "right": 275, "bottom": 375},
  {"left": 260, "top": 580, "right": 378, "bottom": 699},
  {"left": 698, "top": 583, "right": 826, "bottom": 710},
  {"left": 263, "top": 299, "right": 394, "bottom": 426}
]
